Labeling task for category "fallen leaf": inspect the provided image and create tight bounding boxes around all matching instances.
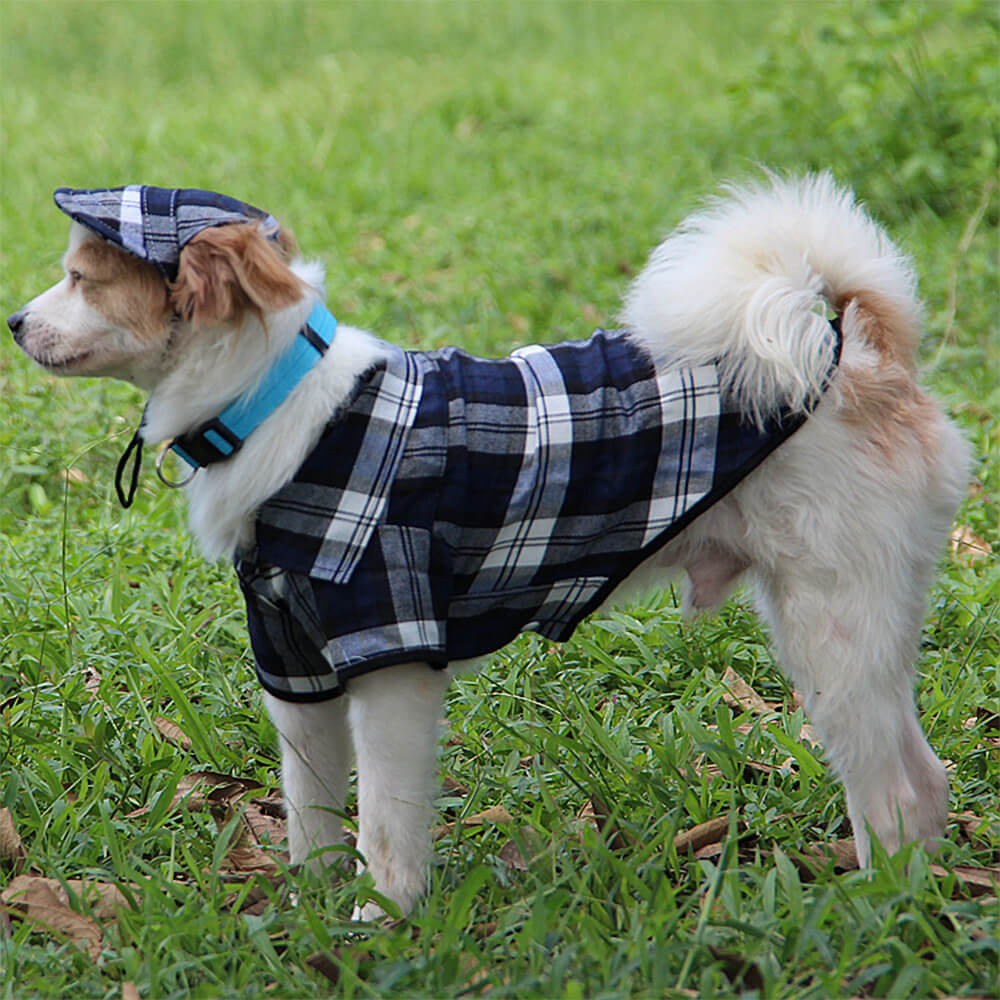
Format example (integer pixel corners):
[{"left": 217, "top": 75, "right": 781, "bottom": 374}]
[
  {"left": 708, "top": 947, "right": 765, "bottom": 992},
  {"left": 950, "top": 524, "right": 992, "bottom": 563},
  {"left": 694, "top": 842, "right": 723, "bottom": 860},
  {"left": 306, "top": 950, "right": 341, "bottom": 984},
  {"left": 153, "top": 716, "right": 193, "bottom": 751},
  {"left": 950, "top": 810, "right": 1000, "bottom": 843},
  {"left": 576, "top": 796, "right": 631, "bottom": 852},
  {"left": 125, "top": 771, "right": 262, "bottom": 820},
  {"left": 975, "top": 708, "right": 1000, "bottom": 732},
  {"left": 497, "top": 839, "right": 527, "bottom": 871},
  {"left": 441, "top": 774, "right": 470, "bottom": 796},
  {"left": 673, "top": 815, "right": 733, "bottom": 854},
  {"left": 1, "top": 875, "right": 129, "bottom": 960},
  {"left": 225, "top": 845, "right": 283, "bottom": 876},
  {"left": 721, "top": 667, "right": 821, "bottom": 748},
  {"left": 721, "top": 666, "right": 771, "bottom": 716},
  {"left": 797, "top": 838, "right": 861, "bottom": 876},
  {"left": 243, "top": 800, "right": 287, "bottom": 848},
  {"left": 0, "top": 808, "right": 26, "bottom": 872},
  {"left": 433, "top": 804, "right": 513, "bottom": 839},
  {"left": 229, "top": 875, "right": 285, "bottom": 916},
  {"left": 122, "top": 983, "right": 140, "bottom": 1000},
  {"left": 306, "top": 942, "right": 378, "bottom": 984},
  {"left": 928, "top": 863, "right": 999, "bottom": 898},
  {"left": 83, "top": 666, "right": 103, "bottom": 695}
]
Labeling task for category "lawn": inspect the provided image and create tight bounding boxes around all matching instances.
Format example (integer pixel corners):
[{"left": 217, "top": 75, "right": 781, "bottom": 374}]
[{"left": 1, "top": 1, "right": 997, "bottom": 997}]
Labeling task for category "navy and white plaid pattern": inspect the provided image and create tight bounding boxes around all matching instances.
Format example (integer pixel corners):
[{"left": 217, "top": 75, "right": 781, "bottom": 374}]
[
  {"left": 236, "top": 328, "right": 820, "bottom": 702},
  {"left": 54, "top": 186, "right": 279, "bottom": 279}
]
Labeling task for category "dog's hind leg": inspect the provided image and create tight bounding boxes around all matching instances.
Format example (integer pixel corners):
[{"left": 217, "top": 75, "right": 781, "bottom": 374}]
[
  {"left": 348, "top": 662, "right": 450, "bottom": 919},
  {"left": 753, "top": 552, "right": 949, "bottom": 866},
  {"left": 263, "top": 691, "right": 351, "bottom": 872}
]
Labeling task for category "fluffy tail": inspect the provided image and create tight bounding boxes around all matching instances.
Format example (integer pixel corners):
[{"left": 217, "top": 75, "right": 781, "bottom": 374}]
[{"left": 622, "top": 173, "right": 922, "bottom": 424}]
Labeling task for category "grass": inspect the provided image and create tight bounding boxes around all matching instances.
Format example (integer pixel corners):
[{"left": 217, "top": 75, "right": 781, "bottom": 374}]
[{"left": 1, "top": 1, "right": 997, "bottom": 997}]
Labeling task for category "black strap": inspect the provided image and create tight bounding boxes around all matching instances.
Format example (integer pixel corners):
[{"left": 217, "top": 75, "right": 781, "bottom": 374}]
[{"left": 115, "top": 425, "right": 144, "bottom": 508}]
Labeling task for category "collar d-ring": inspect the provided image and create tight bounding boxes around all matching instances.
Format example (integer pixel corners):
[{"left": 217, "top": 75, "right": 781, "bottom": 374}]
[{"left": 156, "top": 444, "right": 198, "bottom": 488}]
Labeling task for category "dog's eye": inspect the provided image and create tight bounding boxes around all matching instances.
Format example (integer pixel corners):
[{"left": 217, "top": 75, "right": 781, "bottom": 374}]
[{"left": 67, "top": 269, "right": 84, "bottom": 285}]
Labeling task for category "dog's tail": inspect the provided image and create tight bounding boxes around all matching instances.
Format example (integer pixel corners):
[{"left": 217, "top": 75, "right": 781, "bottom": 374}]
[{"left": 621, "top": 172, "right": 921, "bottom": 425}]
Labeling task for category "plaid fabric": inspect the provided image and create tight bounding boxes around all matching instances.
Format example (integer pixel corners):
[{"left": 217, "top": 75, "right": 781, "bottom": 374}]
[
  {"left": 236, "top": 328, "right": 825, "bottom": 702},
  {"left": 53, "top": 186, "right": 279, "bottom": 279}
]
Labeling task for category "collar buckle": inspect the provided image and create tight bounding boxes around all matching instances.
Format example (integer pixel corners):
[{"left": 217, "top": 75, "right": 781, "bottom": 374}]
[{"left": 156, "top": 444, "right": 199, "bottom": 488}]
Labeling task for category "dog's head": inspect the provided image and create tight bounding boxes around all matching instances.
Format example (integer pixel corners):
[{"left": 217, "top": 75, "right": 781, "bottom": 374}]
[{"left": 8, "top": 186, "right": 305, "bottom": 388}]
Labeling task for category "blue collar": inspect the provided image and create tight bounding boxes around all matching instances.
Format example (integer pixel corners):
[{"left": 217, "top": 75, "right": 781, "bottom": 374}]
[
  {"left": 115, "top": 303, "right": 337, "bottom": 506},
  {"left": 167, "top": 302, "right": 338, "bottom": 470}
]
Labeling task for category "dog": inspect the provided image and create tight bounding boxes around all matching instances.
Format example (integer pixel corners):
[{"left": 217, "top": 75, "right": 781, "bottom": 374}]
[{"left": 8, "top": 175, "right": 969, "bottom": 919}]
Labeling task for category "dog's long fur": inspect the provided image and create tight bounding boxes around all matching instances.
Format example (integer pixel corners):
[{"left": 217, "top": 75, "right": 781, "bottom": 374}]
[{"left": 10, "top": 175, "right": 969, "bottom": 919}]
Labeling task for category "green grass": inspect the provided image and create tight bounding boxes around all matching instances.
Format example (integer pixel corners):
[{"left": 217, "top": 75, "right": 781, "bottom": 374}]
[{"left": 1, "top": 2, "right": 997, "bottom": 997}]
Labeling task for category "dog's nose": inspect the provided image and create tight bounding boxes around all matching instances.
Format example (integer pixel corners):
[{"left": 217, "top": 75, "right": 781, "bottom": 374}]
[{"left": 7, "top": 310, "right": 26, "bottom": 344}]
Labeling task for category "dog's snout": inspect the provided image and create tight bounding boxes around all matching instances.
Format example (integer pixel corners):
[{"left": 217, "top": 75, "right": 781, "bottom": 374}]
[{"left": 7, "top": 309, "right": 27, "bottom": 344}]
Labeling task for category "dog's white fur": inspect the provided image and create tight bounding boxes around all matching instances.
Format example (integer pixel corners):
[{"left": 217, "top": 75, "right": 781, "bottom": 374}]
[{"left": 10, "top": 175, "right": 969, "bottom": 919}]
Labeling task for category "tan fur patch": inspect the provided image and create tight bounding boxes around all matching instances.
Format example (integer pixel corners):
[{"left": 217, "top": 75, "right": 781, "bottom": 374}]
[
  {"left": 839, "top": 361, "right": 941, "bottom": 461},
  {"left": 67, "top": 238, "right": 171, "bottom": 342},
  {"left": 835, "top": 294, "right": 921, "bottom": 373},
  {"left": 169, "top": 224, "right": 303, "bottom": 328}
]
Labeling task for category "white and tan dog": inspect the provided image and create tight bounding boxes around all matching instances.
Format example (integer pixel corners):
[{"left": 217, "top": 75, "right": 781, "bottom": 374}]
[{"left": 9, "top": 175, "right": 968, "bottom": 918}]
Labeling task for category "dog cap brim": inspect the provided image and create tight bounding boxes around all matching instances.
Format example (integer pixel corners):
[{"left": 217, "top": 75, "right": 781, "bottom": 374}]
[{"left": 53, "top": 185, "right": 280, "bottom": 278}]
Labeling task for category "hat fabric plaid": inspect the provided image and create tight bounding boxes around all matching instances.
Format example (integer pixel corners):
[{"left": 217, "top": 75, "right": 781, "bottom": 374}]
[
  {"left": 54, "top": 185, "right": 279, "bottom": 279},
  {"left": 236, "top": 328, "right": 833, "bottom": 702}
]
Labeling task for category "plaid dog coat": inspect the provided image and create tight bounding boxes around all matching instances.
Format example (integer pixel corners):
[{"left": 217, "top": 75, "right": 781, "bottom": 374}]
[{"left": 236, "top": 325, "right": 836, "bottom": 702}]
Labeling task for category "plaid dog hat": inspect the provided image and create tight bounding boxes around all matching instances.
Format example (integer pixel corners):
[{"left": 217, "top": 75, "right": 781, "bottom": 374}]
[{"left": 54, "top": 185, "right": 280, "bottom": 279}]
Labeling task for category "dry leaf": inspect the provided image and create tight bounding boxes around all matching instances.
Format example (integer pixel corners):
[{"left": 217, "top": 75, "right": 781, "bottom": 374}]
[
  {"left": 0, "top": 808, "right": 26, "bottom": 872},
  {"left": 721, "top": 666, "right": 771, "bottom": 715},
  {"left": 441, "top": 774, "right": 470, "bottom": 796},
  {"left": 694, "top": 842, "right": 723, "bottom": 860},
  {"left": 673, "top": 815, "right": 732, "bottom": 854},
  {"left": 721, "top": 667, "right": 821, "bottom": 748},
  {"left": 798, "top": 838, "right": 861, "bottom": 876},
  {"left": 497, "top": 839, "right": 528, "bottom": 871},
  {"left": 126, "top": 770, "right": 262, "bottom": 820},
  {"left": 1, "top": 875, "right": 129, "bottom": 960},
  {"left": 975, "top": 708, "right": 1000, "bottom": 732},
  {"left": 459, "top": 805, "right": 513, "bottom": 826},
  {"left": 708, "top": 947, "right": 765, "bottom": 992},
  {"left": 950, "top": 524, "right": 992, "bottom": 563},
  {"left": 951, "top": 810, "right": 1000, "bottom": 843},
  {"left": 153, "top": 716, "right": 193, "bottom": 750},
  {"left": 122, "top": 983, "right": 140, "bottom": 1000},
  {"left": 928, "top": 863, "right": 999, "bottom": 898},
  {"left": 230, "top": 877, "right": 284, "bottom": 916},
  {"left": 434, "top": 804, "right": 513, "bottom": 839},
  {"left": 243, "top": 801, "right": 287, "bottom": 848},
  {"left": 225, "top": 845, "right": 283, "bottom": 876},
  {"left": 576, "top": 796, "right": 631, "bottom": 852},
  {"left": 306, "top": 950, "right": 341, "bottom": 984}
]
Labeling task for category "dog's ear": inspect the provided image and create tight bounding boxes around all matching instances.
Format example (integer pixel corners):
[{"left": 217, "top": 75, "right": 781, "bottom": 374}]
[{"left": 169, "top": 223, "right": 303, "bottom": 327}]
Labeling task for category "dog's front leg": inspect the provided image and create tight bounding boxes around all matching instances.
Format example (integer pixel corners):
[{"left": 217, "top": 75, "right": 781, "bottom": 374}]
[
  {"left": 263, "top": 691, "right": 351, "bottom": 872},
  {"left": 348, "top": 662, "right": 449, "bottom": 920}
]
